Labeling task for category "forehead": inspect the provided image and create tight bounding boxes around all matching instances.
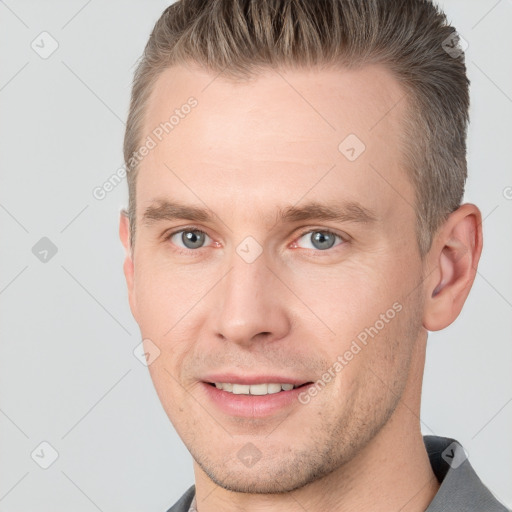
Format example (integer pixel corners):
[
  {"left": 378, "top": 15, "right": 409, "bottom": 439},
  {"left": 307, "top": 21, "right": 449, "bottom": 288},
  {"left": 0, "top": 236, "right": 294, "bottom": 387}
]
[{"left": 137, "top": 63, "right": 414, "bottom": 226}]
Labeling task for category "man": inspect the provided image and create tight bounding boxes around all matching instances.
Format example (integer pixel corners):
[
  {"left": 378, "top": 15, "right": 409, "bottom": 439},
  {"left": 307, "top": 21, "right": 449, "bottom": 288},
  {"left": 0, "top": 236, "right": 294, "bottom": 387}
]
[{"left": 119, "top": 0, "right": 509, "bottom": 510}]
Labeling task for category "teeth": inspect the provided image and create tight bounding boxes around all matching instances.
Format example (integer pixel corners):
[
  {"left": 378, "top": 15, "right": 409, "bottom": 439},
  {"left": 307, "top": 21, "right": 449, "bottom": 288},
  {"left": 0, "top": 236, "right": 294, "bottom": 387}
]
[
  {"left": 213, "top": 383, "right": 298, "bottom": 395},
  {"left": 232, "top": 384, "right": 250, "bottom": 395},
  {"left": 266, "top": 383, "right": 281, "bottom": 394},
  {"left": 249, "top": 383, "right": 269, "bottom": 395}
]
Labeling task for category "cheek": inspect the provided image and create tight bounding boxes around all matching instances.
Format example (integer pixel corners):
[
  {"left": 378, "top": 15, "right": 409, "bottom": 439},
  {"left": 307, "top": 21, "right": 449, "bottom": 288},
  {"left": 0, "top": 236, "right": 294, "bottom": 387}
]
[
  {"left": 285, "top": 256, "right": 417, "bottom": 408},
  {"left": 326, "top": 298, "right": 416, "bottom": 427},
  {"left": 132, "top": 262, "right": 205, "bottom": 397},
  {"left": 286, "top": 258, "right": 405, "bottom": 344},
  {"left": 133, "top": 257, "right": 209, "bottom": 337},
  {"left": 146, "top": 362, "right": 191, "bottom": 436}
]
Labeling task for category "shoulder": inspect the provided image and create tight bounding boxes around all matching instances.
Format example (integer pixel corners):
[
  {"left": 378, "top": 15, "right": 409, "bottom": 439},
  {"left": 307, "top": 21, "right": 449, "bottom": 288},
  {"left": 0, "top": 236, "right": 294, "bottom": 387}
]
[{"left": 424, "top": 435, "right": 510, "bottom": 512}]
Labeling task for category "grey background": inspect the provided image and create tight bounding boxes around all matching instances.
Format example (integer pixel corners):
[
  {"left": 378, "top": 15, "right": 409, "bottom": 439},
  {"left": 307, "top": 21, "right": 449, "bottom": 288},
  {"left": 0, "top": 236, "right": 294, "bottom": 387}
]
[{"left": 0, "top": 0, "right": 511, "bottom": 510}]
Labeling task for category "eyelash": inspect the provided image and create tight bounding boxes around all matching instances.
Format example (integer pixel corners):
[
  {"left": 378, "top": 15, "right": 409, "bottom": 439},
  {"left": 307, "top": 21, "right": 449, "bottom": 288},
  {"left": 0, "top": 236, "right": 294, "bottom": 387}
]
[{"left": 163, "top": 226, "right": 346, "bottom": 255}]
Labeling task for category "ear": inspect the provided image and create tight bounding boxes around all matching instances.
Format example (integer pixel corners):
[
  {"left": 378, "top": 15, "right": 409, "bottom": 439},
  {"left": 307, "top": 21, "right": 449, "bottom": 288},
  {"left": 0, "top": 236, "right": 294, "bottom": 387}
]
[
  {"left": 119, "top": 210, "right": 138, "bottom": 323},
  {"left": 422, "top": 203, "right": 483, "bottom": 331}
]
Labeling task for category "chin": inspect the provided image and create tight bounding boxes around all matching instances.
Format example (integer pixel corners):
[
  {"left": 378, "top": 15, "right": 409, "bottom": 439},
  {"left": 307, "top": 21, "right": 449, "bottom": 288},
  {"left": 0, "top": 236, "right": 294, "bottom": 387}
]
[
  {"left": 204, "top": 470, "right": 313, "bottom": 495},
  {"left": 195, "top": 448, "right": 342, "bottom": 495}
]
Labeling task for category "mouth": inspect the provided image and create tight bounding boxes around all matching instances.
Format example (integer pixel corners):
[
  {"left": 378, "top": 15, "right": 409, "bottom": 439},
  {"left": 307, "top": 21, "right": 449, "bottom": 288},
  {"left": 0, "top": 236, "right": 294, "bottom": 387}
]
[
  {"left": 207, "top": 382, "right": 310, "bottom": 395},
  {"left": 200, "top": 378, "right": 314, "bottom": 418}
]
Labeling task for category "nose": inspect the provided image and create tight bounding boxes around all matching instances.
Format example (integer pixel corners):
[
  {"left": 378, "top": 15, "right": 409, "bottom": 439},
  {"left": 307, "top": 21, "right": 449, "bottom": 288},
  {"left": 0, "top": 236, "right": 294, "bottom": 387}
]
[{"left": 212, "top": 250, "right": 291, "bottom": 347}]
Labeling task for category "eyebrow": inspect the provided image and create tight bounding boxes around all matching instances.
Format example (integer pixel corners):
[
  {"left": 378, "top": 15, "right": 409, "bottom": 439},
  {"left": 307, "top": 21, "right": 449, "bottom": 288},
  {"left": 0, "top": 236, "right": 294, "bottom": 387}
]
[{"left": 142, "top": 199, "right": 378, "bottom": 227}]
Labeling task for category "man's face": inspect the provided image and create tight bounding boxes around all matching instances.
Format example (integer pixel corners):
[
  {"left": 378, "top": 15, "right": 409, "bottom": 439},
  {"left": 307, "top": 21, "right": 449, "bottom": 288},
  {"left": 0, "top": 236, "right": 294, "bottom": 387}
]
[{"left": 122, "top": 63, "right": 428, "bottom": 492}]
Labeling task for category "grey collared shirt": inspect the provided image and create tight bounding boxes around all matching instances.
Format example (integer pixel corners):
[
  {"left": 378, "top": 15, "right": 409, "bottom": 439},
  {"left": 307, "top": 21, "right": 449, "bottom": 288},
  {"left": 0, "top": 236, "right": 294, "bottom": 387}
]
[{"left": 167, "top": 435, "right": 509, "bottom": 512}]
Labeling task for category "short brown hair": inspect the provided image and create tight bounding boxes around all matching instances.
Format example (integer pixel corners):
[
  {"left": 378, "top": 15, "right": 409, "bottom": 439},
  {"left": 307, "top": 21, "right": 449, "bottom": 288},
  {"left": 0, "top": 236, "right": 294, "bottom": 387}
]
[{"left": 124, "top": 0, "right": 469, "bottom": 256}]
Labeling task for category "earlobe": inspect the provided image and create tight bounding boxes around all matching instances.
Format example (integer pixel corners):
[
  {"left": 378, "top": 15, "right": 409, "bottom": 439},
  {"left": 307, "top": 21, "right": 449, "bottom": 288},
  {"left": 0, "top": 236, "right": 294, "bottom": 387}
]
[{"left": 422, "top": 204, "right": 483, "bottom": 331}]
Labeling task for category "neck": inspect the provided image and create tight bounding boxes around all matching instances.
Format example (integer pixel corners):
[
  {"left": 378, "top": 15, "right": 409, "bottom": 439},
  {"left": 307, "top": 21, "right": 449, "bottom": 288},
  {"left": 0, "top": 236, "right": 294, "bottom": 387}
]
[{"left": 193, "top": 335, "right": 439, "bottom": 512}]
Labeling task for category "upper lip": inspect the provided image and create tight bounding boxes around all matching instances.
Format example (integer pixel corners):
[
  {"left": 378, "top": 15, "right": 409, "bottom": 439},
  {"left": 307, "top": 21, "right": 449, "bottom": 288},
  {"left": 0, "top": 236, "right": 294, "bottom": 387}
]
[{"left": 201, "top": 374, "right": 312, "bottom": 386}]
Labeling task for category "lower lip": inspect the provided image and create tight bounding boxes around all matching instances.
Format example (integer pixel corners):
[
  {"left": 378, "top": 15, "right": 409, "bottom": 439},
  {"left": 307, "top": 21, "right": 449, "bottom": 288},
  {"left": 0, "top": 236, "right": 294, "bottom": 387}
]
[{"left": 201, "top": 382, "right": 312, "bottom": 418}]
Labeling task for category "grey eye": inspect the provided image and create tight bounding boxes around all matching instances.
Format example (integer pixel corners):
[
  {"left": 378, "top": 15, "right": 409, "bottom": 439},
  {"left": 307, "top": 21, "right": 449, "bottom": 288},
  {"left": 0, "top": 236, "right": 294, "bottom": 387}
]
[
  {"left": 296, "top": 230, "right": 342, "bottom": 250},
  {"left": 171, "top": 230, "right": 210, "bottom": 249}
]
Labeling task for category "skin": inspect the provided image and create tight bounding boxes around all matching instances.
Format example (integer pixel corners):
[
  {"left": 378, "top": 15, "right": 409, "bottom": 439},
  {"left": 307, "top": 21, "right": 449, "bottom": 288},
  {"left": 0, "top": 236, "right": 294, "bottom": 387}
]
[{"left": 119, "top": 63, "right": 482, "bottom": 511}]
